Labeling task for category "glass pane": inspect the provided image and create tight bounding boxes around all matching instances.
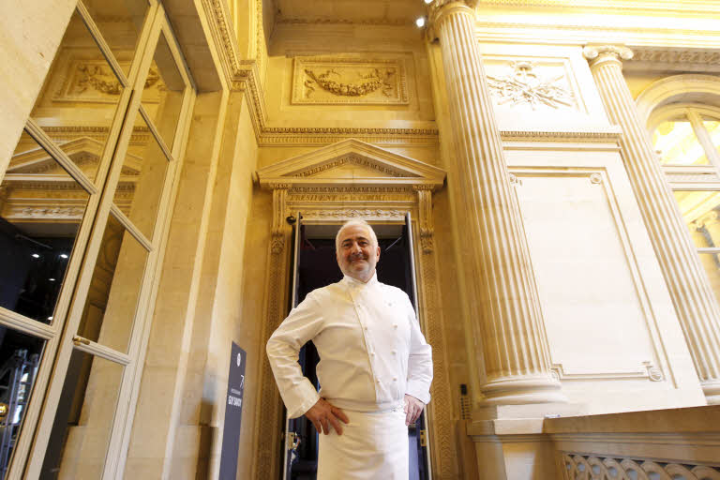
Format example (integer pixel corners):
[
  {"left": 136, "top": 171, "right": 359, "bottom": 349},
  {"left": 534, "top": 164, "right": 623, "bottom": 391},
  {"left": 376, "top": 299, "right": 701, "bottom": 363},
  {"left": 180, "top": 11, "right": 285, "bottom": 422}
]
[
  {"left": 28, "top": 10, "right": 125, "bottom": 183},
  {"left": 699, "top": 253, "right": 720, "bottom": 309},
  {"left": 141, "top": 33, "right": 185, "bottom": 150},
  {"left": 674, "top": 191, "right": 720, "bottom": 249},
  {"left": 40, "top": 350, "right": 124, "bottom": 478},
  {"left": 1, "top": 133, "right": 90, "bottom": 324},
  {"left": 83, "top": 0, "right": 150, "bottom": 77},
  {"left": 77, "top": 214, "right": 148, "bottom": 353},
  {"left": 652, "top": 119, "right": 709, "bottom": 165},
  {"left": 0, "top": 327, "right": 45, "bottom": 478},
  {"left": 115, "top": 113, "right": 169, "bottom": 241},
  {"left": 703, "top": 118, "right": 720, "bottom": 156}
]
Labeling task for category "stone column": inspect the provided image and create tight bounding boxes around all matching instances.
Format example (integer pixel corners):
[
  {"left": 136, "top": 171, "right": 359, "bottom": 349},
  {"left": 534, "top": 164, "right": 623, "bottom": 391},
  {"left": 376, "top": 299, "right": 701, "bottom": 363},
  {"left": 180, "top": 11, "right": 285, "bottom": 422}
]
[
  {"left": 584, "top": 45, "right": 720, "bottom": 404},
  {"left": 429, "top": 1, "right": 565, "bottom": 405}
]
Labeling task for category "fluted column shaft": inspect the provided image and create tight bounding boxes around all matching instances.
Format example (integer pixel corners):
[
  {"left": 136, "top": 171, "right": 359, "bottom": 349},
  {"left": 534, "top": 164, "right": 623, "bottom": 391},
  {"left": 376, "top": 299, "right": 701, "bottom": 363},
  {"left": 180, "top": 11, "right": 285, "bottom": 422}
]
[
  {"left": 585, "top": 46, "right": 720, "bottom": 404},
  {"left": 432, "top": 2, "right": 564, "bottom": 404}
]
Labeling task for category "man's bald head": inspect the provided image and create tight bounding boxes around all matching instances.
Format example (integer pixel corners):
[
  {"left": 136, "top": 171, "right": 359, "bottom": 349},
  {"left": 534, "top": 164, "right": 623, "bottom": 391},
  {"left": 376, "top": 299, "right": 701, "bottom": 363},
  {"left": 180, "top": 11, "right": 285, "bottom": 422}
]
[{"left": 335, "top": 219, "right": 378, "bottom": 252}]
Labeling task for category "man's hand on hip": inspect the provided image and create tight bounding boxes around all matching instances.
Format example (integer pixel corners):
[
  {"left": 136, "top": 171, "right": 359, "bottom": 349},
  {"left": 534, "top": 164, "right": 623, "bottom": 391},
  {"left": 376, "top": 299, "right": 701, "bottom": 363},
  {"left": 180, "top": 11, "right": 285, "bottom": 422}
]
[
  {"left": 404, "top": 394, "right": 425, "bottom": 426},
  {"left": 305, "top": 398, "right": 350, "bottom": 435}
]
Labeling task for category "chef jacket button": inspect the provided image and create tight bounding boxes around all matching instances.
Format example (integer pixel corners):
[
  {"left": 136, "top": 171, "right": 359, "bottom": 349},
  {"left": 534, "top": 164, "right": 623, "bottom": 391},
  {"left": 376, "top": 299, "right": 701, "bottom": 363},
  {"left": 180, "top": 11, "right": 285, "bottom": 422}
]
[
  {"left": 392, "top": 350, "right": 396, "bottom": 355},
  {"left": 393, "top": 324, "right": 398, "bottom": 329},
  {"left": 393, "top": 377, "right": 398, "bottom": 381},
  {"left": 364, "top": 327, "right": 369, "bottom": 331},
  {"left": 371, "top": 352, "right": 375, "bottom": 357},
  {"left": 376, "top": 379, "right": 381, "bottom": 384}
]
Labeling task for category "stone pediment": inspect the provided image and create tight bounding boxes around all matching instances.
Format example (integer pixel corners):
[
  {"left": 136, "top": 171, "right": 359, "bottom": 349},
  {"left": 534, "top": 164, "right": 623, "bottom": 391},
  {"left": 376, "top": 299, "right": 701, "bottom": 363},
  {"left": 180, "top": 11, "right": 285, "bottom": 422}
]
[
  {"left": 7, "top": 137, "right": 142, "bottom": 180},
  {"left": 255, "top": 139, "right": 445, "bottom": 189}
]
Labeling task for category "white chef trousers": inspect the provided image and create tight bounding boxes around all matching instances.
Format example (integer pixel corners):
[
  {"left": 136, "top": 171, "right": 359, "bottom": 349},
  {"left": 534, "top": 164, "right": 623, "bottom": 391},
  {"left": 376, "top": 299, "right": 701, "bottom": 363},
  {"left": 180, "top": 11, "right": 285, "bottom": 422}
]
[{"left": 317, "top": 405, "right": 409, "bottom": 480}]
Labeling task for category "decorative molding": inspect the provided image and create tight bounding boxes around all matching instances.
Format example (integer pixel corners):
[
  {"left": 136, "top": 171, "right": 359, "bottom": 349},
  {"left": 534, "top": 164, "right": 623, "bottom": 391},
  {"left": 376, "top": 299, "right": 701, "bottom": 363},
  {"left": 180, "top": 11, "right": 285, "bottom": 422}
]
[
  {"left": 487, "top": 61, "right": 575, "bottom": 110},
  {"left": 271, "top": 189, "right": 288, "bottom": 254},
  {"left": 292, "top": 154, "right": 406, "bottom": 178},
  {"left": 499, "top": 129, "right": 622, "bottom": 143},
  {"left": 589, "top": 173, "right": 603, "bottom": 184},
  {"left": 258, "top": 132, "right": 439, "bottom": 147},
  {"left": 258, "top": 127, "right": 439, "bottom": 147},
  {"left": 276, "top": 13, "right": 413, "bottom": 26},
  {"left": 664, "top": 172, "right": 720, "bottom": 184},
  {"left": 644, "top": 361, "right": 664, "bottom": 382},
  {"left": 4, "top": 205, "right": 86, "bottom": 220},
  {"left": 292, "top": 57, "right": 408, "bottom": 105},
  {"left": 414, "top": 207, "right": 458, "bottom": 477},
  {"left": 416, "top": 189, "right": 434, "bottom": 254},
  {"left": 300, "top": 209, "right": 406, "bottom": 222},
  {"left": 628, "top": 47, "right": 720, "bottom": 67},
  {"left": 38, "top": 126, "right": 151, "bottom": 144},
  {"left": 551, "top": 361, "right": 663, "bottom": 382},
  {"left": 561, "top": 453, "right": 720, "bottom": 480}
]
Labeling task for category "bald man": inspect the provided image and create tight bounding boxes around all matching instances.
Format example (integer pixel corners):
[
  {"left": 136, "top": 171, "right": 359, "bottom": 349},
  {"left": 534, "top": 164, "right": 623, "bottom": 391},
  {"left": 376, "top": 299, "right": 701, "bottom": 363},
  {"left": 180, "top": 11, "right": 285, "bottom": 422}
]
[{"left": 267, "top": 219, "right": 433, "bottom": 479}]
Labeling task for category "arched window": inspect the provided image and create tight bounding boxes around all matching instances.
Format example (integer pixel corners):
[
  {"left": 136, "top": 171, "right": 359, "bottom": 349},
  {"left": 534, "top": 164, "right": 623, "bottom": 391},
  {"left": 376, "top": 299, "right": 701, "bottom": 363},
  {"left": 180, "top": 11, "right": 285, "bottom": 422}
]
[{"left": 648, "top": 99, "right": 720, "bottom": 306}]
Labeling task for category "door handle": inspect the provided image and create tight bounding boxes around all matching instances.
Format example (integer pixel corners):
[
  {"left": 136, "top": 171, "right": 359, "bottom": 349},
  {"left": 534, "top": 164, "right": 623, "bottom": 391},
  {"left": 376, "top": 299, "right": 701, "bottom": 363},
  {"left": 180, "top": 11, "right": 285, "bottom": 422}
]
[{"left": 286, "top": 431, "right": 301, "bottom": 451}]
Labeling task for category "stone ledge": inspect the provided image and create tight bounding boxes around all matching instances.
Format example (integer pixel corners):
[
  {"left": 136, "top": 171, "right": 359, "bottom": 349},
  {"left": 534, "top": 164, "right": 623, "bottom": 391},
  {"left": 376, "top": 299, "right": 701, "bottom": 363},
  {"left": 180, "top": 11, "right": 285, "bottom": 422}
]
[{"left": 545, "top": 405, "right": 720, "bottom": 434}]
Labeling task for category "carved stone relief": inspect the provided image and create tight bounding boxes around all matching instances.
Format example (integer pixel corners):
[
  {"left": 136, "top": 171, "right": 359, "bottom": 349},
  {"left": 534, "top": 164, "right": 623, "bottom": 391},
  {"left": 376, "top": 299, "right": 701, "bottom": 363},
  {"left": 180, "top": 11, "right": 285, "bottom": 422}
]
[
  {"left": 485, "top": 59, "right": 577, "bottom": 111},
  {"left": 53, "top": 57, "right": 165, "bottom": 104},
  {"left": 292, "top": 57, "right": 409, "bottom": 105}
]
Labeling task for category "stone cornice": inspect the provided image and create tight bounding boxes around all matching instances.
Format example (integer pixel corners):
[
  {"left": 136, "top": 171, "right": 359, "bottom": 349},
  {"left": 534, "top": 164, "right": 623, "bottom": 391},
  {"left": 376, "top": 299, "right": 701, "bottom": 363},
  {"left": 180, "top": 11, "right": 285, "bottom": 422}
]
[
  {"left": 475, "top": 0, "right": 720, "bottom": 15},
  {"left": 472, "top": 20, "right": 720, "bottom": 50},
  {"left": 275, "top": 13, "right": 413, "bottom": 26}
]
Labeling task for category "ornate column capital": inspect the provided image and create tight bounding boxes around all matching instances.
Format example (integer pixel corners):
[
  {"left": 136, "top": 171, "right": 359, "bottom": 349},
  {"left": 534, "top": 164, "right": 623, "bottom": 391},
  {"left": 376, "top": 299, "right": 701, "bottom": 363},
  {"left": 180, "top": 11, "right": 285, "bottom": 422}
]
[
  {"left": 583, "top": 45, "right": 634, "bottom": 68},
  {"left": 427, "top": 0, "right": 477, "bottom": 34}
]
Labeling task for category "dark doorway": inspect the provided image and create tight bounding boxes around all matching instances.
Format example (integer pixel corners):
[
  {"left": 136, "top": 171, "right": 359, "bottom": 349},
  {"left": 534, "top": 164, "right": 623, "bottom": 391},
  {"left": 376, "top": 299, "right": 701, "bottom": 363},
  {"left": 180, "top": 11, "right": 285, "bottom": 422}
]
[{"left": 284, "top": 222, "right": 430, "bottom": 480}]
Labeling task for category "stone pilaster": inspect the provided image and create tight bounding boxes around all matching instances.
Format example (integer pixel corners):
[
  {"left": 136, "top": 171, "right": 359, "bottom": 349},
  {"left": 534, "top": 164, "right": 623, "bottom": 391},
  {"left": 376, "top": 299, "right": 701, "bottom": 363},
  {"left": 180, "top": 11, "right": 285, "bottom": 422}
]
[
  {"left": 430, "top": 1, "right": 565, "bottom": 405},
  {"left": 584, "top": 45, "right": 720, "bottom": 404}
]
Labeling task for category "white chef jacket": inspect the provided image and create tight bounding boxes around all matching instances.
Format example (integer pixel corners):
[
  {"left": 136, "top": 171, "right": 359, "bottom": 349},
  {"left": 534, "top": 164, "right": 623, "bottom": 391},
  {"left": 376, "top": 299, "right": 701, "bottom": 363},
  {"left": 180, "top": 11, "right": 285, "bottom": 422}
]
[{"left": 266, "top": 272, "right": 433, "bottom": 418}]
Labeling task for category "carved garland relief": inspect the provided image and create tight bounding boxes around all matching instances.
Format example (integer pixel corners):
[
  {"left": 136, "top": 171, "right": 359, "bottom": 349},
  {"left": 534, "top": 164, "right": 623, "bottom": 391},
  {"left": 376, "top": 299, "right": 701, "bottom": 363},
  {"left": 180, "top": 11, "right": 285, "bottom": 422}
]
[
  {"left": 53, "top": 57, "right": 166, "bottom": 104},
  {"left": 292, "top": 57, "right": 409, "bottom": 105}
]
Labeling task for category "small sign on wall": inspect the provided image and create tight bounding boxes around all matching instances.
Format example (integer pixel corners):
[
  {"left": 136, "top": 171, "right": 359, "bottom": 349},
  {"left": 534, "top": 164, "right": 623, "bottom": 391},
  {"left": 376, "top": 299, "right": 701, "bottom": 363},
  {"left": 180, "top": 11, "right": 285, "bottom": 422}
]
[{"left": 219, "top": 343, "right": 246, "bottom": 480}]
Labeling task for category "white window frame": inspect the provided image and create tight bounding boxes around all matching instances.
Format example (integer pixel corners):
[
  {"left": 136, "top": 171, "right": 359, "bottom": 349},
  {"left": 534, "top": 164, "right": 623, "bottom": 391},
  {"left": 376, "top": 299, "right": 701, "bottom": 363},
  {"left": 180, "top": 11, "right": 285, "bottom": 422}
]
[{"left": 0, "top": 1, "right": 196, "bottom": 478}]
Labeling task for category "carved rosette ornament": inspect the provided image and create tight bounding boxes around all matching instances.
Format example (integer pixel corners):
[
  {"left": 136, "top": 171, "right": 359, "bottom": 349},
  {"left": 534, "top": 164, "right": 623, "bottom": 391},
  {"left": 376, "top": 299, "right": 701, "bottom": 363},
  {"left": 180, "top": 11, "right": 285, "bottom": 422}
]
[
  {"left": 584, "top": 45, "right": 720, "bottom": 404},
  {"left": 429, "top": 0, "right": 565, "bottom": 406}
]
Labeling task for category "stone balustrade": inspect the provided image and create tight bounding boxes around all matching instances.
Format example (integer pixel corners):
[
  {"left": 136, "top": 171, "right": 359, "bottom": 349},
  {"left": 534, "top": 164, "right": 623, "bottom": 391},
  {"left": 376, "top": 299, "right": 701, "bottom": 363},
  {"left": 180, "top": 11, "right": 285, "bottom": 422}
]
[{"left": 547, "top": 406, "right": 720, "bottom": 480}]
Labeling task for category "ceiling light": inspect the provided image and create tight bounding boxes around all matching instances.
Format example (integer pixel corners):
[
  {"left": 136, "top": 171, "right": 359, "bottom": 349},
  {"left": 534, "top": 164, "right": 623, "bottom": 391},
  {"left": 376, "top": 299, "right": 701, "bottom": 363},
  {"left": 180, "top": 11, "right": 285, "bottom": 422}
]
[
  {"left": 31, "top": 253, "right": 40, "bottom": 259},
  {"left": 47, "top": 316, "right": 53, "bottom": 321},
  {"left": 424, "top": 0, "right": 433, "bottom": 3},
  {"left": 49, "top": 278, "right": 56, "bottom": 282},
  {"left": 60, "top": 254, "right": 68, "bottom": 259},
  {"left": 416, "top": 17, "right": 426, "bottom": 28}
]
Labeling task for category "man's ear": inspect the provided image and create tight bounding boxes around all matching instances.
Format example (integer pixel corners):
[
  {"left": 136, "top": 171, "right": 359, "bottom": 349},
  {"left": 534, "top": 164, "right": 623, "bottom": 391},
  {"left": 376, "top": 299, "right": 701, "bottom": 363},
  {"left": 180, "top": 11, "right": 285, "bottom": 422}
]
[{"left": 376, "top": 245, "right": 381, "bottom": 260}]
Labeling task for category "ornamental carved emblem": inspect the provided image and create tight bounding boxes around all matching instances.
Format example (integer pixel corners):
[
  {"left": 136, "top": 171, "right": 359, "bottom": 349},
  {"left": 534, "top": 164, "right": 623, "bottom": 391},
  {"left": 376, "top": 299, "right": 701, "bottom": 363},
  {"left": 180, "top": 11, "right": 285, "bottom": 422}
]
[
  {"left": 487, "top": 61, "right": 575, "bottom": 110},
  {"left": 292, "top": 57, "right": 408, "bottom": 105}
]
